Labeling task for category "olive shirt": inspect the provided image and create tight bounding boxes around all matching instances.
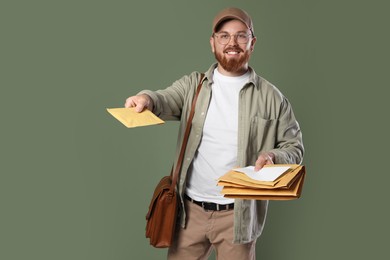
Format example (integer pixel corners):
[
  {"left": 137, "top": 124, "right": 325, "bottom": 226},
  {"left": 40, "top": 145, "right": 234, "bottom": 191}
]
[{"left": 139, "top": 63, "right": 304, "bottom": 243}]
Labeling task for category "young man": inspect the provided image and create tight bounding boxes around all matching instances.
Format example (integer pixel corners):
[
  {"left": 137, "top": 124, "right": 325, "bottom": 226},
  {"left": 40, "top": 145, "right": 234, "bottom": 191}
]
[{"left": 125, "top": 7, "right": 304, "bottom": 260}]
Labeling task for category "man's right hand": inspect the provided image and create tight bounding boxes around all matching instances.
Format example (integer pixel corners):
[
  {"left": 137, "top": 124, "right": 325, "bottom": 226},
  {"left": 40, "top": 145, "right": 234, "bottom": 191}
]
[{"left": 124, "top": 94, "right": 153, "bottom": 112}]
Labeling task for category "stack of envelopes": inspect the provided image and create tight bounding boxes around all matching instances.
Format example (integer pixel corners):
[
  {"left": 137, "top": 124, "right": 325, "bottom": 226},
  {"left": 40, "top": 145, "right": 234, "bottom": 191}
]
[{"left": 217, "top": 164, "right": 306, "bottom": 200}]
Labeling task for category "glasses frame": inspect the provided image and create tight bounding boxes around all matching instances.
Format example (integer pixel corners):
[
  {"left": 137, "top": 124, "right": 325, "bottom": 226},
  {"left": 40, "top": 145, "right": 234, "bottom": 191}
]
[{"left": 213, "top": 32, "right": 254, "bottom": 45}]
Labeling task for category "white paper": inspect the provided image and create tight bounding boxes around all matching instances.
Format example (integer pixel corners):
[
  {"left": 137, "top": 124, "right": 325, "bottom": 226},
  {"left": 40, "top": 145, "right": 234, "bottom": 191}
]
[{"left": 233, "top": 166, "right": 291, "bottom": 182}]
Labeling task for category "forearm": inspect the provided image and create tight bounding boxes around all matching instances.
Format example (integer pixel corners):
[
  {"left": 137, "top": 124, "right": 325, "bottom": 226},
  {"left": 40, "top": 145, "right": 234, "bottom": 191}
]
[
  {"left": 137, "top": 73, "right": 196, "bottom": 120},
  {"left": 270, "top": 100, "right": 304, "bottom": 164}
]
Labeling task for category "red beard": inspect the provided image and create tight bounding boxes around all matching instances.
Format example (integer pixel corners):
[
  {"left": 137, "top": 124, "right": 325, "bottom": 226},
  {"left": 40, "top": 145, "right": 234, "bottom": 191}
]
[{"left": 214, "top": 47, "right": 251, "bottom": 73}]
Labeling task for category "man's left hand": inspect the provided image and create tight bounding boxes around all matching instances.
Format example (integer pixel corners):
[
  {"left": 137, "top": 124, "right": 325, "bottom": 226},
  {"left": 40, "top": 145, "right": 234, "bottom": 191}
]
[{"left": 254, "top": 152, "right": 275, "bottom": 171}]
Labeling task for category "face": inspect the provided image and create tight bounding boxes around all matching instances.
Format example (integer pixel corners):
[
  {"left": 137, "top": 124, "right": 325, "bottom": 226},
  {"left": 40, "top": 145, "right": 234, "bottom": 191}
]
[{"left": 210, "top": 19, "right": 256, "bottom": 76}]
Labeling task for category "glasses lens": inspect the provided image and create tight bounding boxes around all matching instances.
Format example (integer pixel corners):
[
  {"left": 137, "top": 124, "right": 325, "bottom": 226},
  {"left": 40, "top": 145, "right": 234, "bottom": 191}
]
[
  {"left": 237, "top": 33, "right": 250, "bottom": 44},
  {"left": 217, "top": 33, "right": 230, "bottom": 44},
  {"left": 215, "top": 33, "right": 250, "bottom": 44}
]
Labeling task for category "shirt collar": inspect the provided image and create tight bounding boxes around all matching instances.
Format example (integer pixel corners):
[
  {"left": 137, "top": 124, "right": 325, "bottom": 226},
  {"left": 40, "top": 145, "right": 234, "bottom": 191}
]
[{"left": 204, "top": 63, "right": 258, "bottom": 86}]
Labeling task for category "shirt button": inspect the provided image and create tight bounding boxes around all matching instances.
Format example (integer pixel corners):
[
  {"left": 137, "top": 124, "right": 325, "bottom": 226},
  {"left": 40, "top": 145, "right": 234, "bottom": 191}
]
[{"left": 201, "top": 112, "right": 205, "bottom": 116}]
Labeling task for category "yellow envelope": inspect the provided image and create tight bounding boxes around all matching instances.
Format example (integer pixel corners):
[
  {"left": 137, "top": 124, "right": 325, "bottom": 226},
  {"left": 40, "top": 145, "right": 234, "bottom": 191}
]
[{"left": 107, "top": 107, "right": 165, "bottom": 128}]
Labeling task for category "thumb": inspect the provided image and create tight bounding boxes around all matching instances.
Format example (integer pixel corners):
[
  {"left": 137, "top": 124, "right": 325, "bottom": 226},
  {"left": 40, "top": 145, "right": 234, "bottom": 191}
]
[{"left": 135, "top": 102, "right": 145, "bottom": 113}]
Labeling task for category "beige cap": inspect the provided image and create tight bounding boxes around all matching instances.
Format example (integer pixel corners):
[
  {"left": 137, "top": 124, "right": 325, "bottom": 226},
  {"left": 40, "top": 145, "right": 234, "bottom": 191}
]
[{"left": 212, "top": 7, "right": 254, "bottom": 35}]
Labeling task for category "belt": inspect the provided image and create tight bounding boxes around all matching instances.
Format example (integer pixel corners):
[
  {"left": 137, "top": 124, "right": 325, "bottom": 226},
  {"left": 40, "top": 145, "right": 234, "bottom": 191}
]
[{"left": 185, "top": 194, "right": 234, "bottom": 211}]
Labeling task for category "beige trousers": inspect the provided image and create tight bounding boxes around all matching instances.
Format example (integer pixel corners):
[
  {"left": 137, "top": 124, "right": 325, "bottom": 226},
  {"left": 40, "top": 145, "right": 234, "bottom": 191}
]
[{"left": 167, "top": 199, "right": 256, "bottom": 260}]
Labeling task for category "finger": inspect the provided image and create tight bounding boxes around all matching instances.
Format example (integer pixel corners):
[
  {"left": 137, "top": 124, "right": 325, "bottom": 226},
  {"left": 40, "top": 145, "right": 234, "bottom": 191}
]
[
  {"left": 264, "top": 154, "right": 274, "bottom": 165},
  {"left": 254, "top": 157, "right": 267, "bottom": 171},
  {"left": 135, "top": 102, "right": 145, "bottom": 112},
  {"left": 254, "top": 154, "right": 274, "bottom": 171},
  {"left": 124, "top": 97, "right": 135, "bottom": 108}
]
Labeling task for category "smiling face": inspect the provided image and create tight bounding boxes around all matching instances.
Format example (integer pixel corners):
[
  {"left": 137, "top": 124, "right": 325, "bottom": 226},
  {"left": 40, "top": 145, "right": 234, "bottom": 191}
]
[{"left": 210, "top": 19, "right": 256, "bottom": 76}]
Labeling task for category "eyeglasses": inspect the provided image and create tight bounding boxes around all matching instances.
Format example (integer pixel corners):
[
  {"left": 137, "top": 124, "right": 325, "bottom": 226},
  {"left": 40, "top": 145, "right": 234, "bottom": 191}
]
[{"left": 213, "top": 32, "right": 253, "bottom": 45}]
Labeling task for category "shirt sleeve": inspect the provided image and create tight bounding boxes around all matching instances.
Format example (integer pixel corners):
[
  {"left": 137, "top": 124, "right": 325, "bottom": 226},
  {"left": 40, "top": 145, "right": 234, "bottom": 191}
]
[
  {"left": 270, "top": 97, "right": 304, "bottom": 164},
  {"left": 137, "top": 72, "right": 200, "bottom": 121}
]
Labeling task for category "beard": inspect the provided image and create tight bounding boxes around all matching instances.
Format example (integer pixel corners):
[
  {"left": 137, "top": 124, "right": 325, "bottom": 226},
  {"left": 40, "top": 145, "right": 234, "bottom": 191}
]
[{"left": 214, "top": 47, "right": 251, "bottom": 73}]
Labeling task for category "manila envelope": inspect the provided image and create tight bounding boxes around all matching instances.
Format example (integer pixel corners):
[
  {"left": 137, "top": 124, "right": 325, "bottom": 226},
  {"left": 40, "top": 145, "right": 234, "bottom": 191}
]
[{"left": 107, "top": 107, "right": 164, "bottom": 128}]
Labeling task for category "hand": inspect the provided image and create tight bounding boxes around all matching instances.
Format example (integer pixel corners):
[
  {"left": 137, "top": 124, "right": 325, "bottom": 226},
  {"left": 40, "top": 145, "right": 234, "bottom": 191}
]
[
  {"left": 124, "top": 94, "right": 153, "bottom": 112},
  {"left": 254, "top": 152, "right": 275, "bottom": 171}
]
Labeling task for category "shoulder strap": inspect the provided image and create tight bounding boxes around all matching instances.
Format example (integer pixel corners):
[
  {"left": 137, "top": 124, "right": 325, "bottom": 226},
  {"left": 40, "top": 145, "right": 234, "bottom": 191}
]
[{"left": 170, "top": 73, "right": 205, "bottom": 192}]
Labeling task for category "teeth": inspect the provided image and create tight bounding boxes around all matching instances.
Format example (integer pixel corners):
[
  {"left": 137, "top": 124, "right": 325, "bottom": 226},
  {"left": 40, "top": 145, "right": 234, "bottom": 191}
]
[{"left": 227, "top": 51, "right": 238, "bottom": 54}]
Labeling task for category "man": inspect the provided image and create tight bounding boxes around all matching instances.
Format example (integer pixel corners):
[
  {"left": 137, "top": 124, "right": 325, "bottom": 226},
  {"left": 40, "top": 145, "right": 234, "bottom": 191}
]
[{"left": 125, "top": 7, "right": 304, "bottom": 260}]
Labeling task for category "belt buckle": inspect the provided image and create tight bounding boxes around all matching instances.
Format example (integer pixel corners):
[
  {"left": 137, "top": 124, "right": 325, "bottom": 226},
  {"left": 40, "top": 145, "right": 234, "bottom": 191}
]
[{"left": 202, "top": 201, "right": 213, "bottom": 211}]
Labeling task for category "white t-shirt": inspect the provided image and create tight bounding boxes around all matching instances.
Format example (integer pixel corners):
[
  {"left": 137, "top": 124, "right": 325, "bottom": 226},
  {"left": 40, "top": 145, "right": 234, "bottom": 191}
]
[{"left": 186, "top": 68, "right": 250, "bottom": 204}]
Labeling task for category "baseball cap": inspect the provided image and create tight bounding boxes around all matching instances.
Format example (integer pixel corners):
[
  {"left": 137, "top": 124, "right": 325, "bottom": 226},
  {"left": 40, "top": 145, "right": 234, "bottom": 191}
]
[{"left": 212, "top": 7, "right": 254, "bottom": 36}]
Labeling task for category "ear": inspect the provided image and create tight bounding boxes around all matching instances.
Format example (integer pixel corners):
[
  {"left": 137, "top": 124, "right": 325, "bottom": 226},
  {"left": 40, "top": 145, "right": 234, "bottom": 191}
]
[
  {"left": 210, "top": 36, "right": 215, "bottom": 53},
  {"left": 250, "top": 36, "right": 257, "bottom": 52}
]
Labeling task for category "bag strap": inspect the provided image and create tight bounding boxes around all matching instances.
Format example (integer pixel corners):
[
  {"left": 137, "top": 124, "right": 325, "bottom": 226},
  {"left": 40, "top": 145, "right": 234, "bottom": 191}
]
[{"left": 170, "top": 73, "right": 205, "bottom": 192}]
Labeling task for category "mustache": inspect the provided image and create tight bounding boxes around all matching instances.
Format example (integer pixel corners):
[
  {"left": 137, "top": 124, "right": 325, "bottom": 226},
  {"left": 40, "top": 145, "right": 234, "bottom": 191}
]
[{"left": 224, "top": 47, "right": 244, "bottom": 53}]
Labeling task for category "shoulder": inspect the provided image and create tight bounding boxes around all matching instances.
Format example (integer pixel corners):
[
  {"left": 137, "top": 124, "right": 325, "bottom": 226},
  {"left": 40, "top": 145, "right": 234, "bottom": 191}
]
[
  {"left": 172, "top": 71, "right": 205, "bottom": 88},
  {"left": 250, "top": 70, "right": 286, "bottom": 104}
]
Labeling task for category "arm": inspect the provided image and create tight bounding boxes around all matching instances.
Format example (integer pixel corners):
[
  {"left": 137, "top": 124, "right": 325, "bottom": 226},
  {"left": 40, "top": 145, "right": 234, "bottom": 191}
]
[
  {"left": 255, "top": 98, "right": 304, "bottom": 170},
  {"left": 124, "top": 72, "right": 200, "bottom": 120}
]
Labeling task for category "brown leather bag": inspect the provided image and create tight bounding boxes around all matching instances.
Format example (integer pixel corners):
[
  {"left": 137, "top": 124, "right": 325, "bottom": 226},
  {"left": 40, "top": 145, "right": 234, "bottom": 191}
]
[
  {"left": 145, "top": 73, "right": 205, "bottom": 248},
  {"left": 145, "top": 175, "right": 178, "bottom": 248}
]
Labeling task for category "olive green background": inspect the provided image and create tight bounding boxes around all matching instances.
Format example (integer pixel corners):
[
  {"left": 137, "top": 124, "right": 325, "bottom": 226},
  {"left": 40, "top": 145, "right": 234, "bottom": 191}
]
[{"left": 1, "top": 0, "right": 389, "bottom": 259}]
